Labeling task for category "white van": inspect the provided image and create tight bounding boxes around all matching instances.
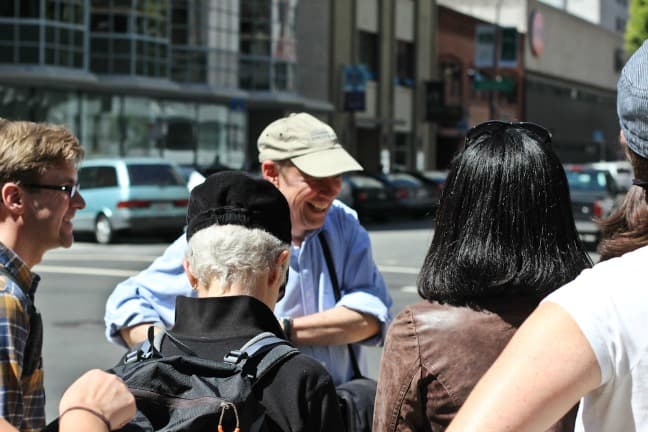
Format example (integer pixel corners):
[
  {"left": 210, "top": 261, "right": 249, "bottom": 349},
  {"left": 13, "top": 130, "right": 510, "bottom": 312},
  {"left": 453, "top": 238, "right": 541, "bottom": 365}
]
[
  {"left": 75, "top": 158, "right": 189, "bottom": 244},
  {"left": 587, "top": 161, "right": 633, "bottom": 193}
]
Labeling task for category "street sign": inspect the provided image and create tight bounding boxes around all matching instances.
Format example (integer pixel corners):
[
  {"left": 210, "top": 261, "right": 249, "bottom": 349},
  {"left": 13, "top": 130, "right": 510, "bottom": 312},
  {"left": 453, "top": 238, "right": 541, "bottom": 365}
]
[{"left": 472, "top": 77, "right": 515, "bottom": 92}]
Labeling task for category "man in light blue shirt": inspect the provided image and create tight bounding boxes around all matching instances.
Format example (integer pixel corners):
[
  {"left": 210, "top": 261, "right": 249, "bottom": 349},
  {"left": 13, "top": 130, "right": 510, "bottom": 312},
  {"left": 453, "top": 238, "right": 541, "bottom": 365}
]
[{"left": 104, "top": 113, "right": 393, "bottom": 385}]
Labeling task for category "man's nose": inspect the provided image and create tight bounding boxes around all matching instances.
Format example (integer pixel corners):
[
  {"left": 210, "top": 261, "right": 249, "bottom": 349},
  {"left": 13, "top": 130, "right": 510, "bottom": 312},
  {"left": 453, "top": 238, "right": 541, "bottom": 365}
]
[
  {"left": 73, "top": 192, "right": 86, "bottom": 210},
  {"left": 313, "top": 177, "right": 341, "bottom": 196}
]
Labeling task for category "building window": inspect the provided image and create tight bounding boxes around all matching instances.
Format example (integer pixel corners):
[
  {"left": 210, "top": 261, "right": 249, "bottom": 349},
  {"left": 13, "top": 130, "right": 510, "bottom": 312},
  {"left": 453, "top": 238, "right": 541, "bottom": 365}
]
[
  {"left": 170, "top": 0, "right": 238, "bottom": 88},
  {"left": 239, "top": 0, "right": 297, "bottom": 91},
  {"left": 44, "top": 0, "right": 86, "bottom": 69},
  {"left": 616, "top": 17, "right": 626, "bottom": 32},
  {"left": 0, "top": 0, "right": 86, "bottom": 68},
  {"left": 90, "top": 0, "right": 169, "bottom": 77},
  {"left": 439, "top": 58, "right": 462, "bottom": 106},
  {"left": 393, "top": 132, "right": 412, "bottom": 169},
  {"left": 396, "top": 40, "right": 415, "bottom": 87},
  {"left": 358, "top": 30, "right": 379, "bottom": 81}
]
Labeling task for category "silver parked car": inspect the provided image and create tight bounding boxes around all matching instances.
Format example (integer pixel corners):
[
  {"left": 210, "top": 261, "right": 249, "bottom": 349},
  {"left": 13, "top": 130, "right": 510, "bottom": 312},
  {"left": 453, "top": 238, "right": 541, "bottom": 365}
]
[{"left": 74, "top": 158, "right": 189, "bottom": 244}]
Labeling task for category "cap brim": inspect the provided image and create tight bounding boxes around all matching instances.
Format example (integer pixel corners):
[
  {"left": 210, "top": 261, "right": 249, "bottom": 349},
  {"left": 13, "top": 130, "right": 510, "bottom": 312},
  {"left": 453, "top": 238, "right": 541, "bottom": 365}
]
[{"left": 290, "top": 147, "right": 364, "bottom": 177}]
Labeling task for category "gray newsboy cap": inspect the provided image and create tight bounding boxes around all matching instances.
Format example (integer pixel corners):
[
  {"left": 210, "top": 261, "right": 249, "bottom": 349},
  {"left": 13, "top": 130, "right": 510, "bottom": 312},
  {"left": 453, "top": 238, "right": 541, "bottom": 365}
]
[{"left": 618, "top": 40, "right": 648, "bottom": 159}]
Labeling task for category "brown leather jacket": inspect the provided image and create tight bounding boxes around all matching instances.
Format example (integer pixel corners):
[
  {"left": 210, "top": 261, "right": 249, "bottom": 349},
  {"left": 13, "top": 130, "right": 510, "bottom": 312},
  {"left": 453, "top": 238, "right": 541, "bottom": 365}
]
[{"left": 373, "top": 298, "right": 576, "bottom": 431}]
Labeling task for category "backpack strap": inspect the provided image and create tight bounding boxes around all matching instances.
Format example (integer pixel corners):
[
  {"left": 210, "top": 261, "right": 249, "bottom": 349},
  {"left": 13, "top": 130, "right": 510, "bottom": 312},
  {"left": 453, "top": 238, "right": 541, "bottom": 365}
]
[
  {"left": 254, "top": 343, "right": 299, "bottom": 382},
  {"left": 224, "top": 332, "right": 299, "bottom": 381}
]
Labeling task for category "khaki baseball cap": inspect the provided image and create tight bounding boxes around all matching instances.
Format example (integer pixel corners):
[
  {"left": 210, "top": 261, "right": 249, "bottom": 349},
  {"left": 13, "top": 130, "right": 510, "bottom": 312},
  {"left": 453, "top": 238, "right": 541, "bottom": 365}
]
[{"left": 257, "top": 112, "right": 363, "bottom": 177}]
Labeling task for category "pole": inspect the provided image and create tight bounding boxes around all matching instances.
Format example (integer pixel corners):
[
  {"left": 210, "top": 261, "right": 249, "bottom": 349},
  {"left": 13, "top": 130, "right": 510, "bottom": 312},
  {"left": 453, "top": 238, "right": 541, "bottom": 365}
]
[{"left": 488, "top": 0, "right": 503, "bottom": 120}]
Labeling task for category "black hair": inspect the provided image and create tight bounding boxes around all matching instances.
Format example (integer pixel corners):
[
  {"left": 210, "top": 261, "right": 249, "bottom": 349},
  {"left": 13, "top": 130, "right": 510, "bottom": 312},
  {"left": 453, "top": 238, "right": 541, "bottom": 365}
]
[{"left": 417, "top": 126, "right": 592, "bottom": 307}]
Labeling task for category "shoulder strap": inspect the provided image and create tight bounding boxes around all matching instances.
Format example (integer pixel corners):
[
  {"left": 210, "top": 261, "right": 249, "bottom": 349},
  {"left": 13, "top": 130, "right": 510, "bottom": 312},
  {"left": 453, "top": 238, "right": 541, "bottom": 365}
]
[
  {"left": 254, "top": 343, "right": 299, "bottom": 382},
  {"left": 317, "top": 232, "right": 364, "bottom": 379},
  {"left": 318, "top": 231, "right": 341, "bottom": 301},
  {"left": 225, "top": 332, "right": 299, "bottom": 381}
]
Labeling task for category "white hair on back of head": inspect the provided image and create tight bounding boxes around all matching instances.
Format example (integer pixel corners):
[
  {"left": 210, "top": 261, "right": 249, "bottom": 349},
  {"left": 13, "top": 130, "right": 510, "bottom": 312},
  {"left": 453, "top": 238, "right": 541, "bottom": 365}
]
[{"left": 185, "top": 224, "right": 290, "bottom": 292}]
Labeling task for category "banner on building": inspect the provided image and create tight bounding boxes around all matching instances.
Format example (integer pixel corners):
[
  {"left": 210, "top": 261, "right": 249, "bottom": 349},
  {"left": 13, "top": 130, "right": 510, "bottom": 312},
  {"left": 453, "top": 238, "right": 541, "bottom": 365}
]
[{"left": 343, "top": 64, "right": 369, "bottom": 112}]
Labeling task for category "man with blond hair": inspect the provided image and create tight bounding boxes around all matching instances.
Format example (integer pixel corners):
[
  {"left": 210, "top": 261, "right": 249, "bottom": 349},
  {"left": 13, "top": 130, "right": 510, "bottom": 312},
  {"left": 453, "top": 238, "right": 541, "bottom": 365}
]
[{"left": 0, "top": 119, "right": 86, "bottom": 430}]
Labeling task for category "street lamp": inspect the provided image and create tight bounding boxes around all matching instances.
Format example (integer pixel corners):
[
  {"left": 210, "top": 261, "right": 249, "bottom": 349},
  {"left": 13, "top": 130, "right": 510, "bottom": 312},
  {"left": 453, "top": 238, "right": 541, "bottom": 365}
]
[{"left": 489, "top": 0, "right": 504, "bottom": 119}]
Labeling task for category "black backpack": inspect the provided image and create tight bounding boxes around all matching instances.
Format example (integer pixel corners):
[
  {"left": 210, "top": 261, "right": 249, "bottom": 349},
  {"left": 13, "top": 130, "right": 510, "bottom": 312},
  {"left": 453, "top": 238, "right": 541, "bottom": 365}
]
[{"left": 110, "top": 329, "right": 298, "bottom": 432}]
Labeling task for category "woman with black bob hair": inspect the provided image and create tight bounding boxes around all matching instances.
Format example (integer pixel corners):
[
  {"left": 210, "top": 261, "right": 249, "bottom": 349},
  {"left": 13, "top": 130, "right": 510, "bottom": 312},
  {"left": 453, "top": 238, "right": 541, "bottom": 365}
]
[{"left": 373, "top": 121, "right": 591, "bottom": 431}]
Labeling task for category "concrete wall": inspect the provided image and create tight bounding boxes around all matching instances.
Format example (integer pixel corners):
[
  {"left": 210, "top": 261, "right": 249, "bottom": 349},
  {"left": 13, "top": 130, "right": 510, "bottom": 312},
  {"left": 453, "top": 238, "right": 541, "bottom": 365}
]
[
  {"left": 600, "top": 0, "right": 628, "bottom": 35},
  {"left": 525, "top": 72, "right": 620, "bottom": 162},
  {"left": 525, "top": 0, "right": 622, "bottom": 91},
  {"left": 415, "top": 0, "right": 436, "bottom": 170},
  {"left": 437, "top": 0, "right": 527, "bottom": 32},
  {"left": 297, "top": 0, "right": 331, "bottom": 103},
  {"left": 326, "top": 0, "right": 438, "bottom": 172}
]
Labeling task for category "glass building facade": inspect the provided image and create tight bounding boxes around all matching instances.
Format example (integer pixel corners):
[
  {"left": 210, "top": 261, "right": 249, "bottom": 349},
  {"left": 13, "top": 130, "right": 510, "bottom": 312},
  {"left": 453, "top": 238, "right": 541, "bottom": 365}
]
[{"left": 0, "top": 0, "right": 300, "bottom": 169}]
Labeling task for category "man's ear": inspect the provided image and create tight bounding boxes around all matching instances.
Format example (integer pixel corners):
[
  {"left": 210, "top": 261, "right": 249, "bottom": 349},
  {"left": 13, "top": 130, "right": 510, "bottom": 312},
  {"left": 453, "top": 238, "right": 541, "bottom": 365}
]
[
  {"left": 261, "top": 161, "right": 279, "bottom": 185},
  {"left": 1, "top": 183, "right": 23, "bottom": 214},
  {"left": 182, "top": 258, "right": 198, "bottom": 289},
  {"left": 267, "top": 249, "right": 290, "bottom": 286},
  {"left": 276, "top": 249, "right": 289, "bottom": 267}
]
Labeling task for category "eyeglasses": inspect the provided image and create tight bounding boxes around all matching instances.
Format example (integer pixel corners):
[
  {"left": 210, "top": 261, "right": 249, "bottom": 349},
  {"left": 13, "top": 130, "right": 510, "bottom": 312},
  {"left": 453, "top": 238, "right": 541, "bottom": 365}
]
[
  {"left": 465, "top": 121, "right": 552, "bottom": 145},
  {"left": 22, "top": 183, "right": 81, "bottom": 198}
]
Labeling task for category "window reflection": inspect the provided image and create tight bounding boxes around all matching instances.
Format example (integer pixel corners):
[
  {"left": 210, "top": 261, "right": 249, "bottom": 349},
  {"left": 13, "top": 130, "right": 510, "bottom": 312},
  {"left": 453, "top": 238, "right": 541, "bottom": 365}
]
[{"left": 90, "top": 0, "right": 168, "bottom": 77}]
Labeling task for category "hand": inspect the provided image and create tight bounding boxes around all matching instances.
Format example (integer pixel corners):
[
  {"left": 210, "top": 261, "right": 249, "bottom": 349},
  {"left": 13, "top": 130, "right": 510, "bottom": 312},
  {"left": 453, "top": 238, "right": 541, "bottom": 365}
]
[{"left": 59, "top": 369, "right": 136, "bottom": 430}]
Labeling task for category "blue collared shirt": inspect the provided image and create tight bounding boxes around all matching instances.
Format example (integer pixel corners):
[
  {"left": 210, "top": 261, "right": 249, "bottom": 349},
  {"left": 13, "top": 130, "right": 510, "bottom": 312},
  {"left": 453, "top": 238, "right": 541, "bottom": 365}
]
[{"left": 105, "top": 200, "right": 393, "bottom": 384}]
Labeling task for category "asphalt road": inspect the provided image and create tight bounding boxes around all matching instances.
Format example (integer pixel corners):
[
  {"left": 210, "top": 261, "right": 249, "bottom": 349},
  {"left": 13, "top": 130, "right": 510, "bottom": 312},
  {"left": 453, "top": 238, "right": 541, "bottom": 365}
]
[
  {"left": 34, "top": 218, "right": 434, "bottom": 422},
  {"left": 34, "top": 217, "right": 600, "bottom": 422}
]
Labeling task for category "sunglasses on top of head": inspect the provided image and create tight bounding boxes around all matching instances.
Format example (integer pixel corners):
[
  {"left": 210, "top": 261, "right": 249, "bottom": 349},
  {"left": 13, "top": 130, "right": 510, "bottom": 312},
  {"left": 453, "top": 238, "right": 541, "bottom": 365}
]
[{"left": 465, "top": 121, "right": 552, "bottom": 146}]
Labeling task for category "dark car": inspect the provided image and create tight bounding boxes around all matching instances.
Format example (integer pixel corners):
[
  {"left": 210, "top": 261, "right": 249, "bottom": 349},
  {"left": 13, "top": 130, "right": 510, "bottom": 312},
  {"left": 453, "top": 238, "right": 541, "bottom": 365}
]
[
  {"left": 564, "top": 164, "right": 622, "bottom": 245},
  {"left": 339, "top": 173, "right": 396, "bottom": 221},
  {"left": 394, "top": 169, "right": 447, "bottom": 208},
  {"left": 383, "top": 172, "right": 439, "bottom": 218}
]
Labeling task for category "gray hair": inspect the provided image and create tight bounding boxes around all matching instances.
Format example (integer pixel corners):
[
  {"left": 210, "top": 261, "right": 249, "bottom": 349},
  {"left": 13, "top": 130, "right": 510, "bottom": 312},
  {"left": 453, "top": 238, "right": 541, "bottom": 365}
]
[{"left": 185, "top": 224, "right": 290, "bottom": 293}]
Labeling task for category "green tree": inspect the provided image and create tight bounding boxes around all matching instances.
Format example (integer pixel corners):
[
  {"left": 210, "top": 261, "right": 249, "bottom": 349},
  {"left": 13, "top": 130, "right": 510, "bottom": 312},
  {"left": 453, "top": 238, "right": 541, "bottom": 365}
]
[{"left": 625, "top": 0, "right": 648, "bottom": 56}]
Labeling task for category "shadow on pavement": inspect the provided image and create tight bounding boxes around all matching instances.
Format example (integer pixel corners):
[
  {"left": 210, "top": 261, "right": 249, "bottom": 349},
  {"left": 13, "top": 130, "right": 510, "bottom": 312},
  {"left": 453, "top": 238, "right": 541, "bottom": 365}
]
[
  {"left": 363, "top": 214, "right": 436, "bottom": 232},
  {"left": 74, "top": 231, "right": 182, "bottom": 245}
]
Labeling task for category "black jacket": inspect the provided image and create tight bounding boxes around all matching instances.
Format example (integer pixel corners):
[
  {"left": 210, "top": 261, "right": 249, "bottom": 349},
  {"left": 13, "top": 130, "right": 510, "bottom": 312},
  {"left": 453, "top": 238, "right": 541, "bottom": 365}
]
[{"left": 163, "top": 295, "right": 344, "bottom": 432}]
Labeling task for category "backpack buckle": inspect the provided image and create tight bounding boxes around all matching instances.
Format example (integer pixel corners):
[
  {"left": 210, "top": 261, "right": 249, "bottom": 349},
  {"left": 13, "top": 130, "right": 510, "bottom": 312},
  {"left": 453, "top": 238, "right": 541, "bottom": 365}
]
[
  {"left": 223, "top": 350, "right": 248, "bottom": 364},
  {"left": 124, "top": 349, "right": 142, "bottom": 364},
  {"left": 123, "top": 341, "right": 155, "bottom": 364}
]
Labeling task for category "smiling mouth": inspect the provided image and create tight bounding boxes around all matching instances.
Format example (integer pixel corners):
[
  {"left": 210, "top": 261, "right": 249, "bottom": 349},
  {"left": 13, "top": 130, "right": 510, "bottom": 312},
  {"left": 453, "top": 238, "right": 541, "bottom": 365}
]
[{"left": 308, "top": 202, "right": 329, "bottom": 212}]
